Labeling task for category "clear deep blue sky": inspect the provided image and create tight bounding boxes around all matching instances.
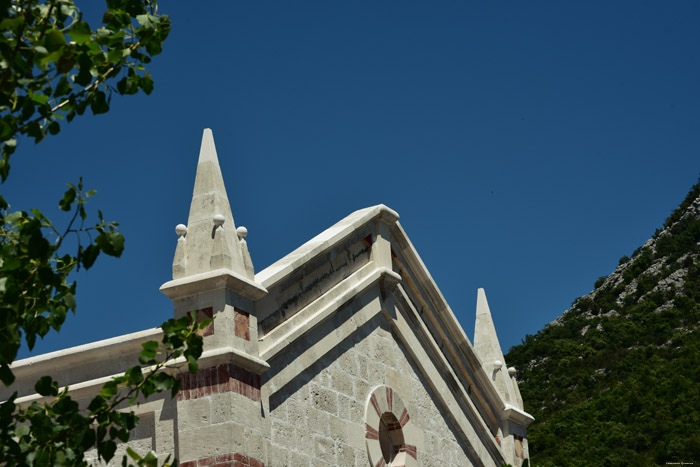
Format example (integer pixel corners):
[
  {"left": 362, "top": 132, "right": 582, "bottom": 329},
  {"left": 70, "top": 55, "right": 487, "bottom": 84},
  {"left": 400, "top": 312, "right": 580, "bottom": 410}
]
[{"left": 7, "top": 1, "right": 700, "bottom": 359}]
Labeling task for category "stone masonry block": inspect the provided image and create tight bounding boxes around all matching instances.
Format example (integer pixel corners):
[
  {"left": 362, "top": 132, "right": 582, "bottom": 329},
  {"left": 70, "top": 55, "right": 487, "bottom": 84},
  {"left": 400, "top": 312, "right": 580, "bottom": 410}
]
[
  {"left": 178, "top": 423, "right": 244, "bottom": 462},
  {"left": 307, "top": 407, "right": 330, "bottom": 435},
  {"left": 313, "top": 435, "right": 335, "bottom": 464},
  {"left": 328, "top": 414, "right": 347, "bottom": 444},
  {"left": 288, "top": 451, "right": 311, "bottom": 467},
  {"left": 309, "top": 385, "right": 337, "bottom": 415},
  {"left": 335, "top": 441, "right": 355, "bottom": 466},
  {"left": 244, "top": 428, "right": 265, "bottom": 461},
  {"left": 179, "top": 397, "right": 211, "bottom": 429},
  {"left": 337, "top": 351, "right": 360, "bottom": 377},
  {"left": 294, "top": 428, "right": 316, "bottom": 455},
  {"left": 353, "top": 378, "right": 370, "bottom": 403},
  {"left": 346, "top": 421, "right": 365, "bottom": 450},
  {"left": 267, "top": 442, "right": 289, "bottom": 467},
  {"left": 286, "top": 398, "right": 306, "bottom": 426},
  {"left": 338, "top": 393, "right": 362, "bottom": 421},
  {"left": 271, "top": 422, "right": 295, "bottom": 445},
  {"left": 329, "top": 368, "right": 354, "bottom": 396}
]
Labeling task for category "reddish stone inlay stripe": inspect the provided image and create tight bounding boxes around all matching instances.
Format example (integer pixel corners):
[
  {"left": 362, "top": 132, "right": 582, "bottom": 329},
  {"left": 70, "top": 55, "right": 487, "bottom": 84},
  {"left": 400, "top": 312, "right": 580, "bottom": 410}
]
[
  {"left": 386, "top": 387, "right": 393, "bottom": 412},
  {"left": 177, "top": 364, "right": 261, "bottom": 402},
  {"left": 234, "top": 308, "right": 250, "bottom": 341},
  {"left": 365, "top": 423, "right": 379, "bottom": 439},
  {"left": 180, "top": 453, "right": 263, "bottom": 467},
  {"left": 370, "top": 394, "right": 382, "bottom": 417},
  {"left": 399, "top": 407, "right": 410, "bottom": 427},
  {"left": 375, "top": 458, "right": 386, "bottom": 467}
]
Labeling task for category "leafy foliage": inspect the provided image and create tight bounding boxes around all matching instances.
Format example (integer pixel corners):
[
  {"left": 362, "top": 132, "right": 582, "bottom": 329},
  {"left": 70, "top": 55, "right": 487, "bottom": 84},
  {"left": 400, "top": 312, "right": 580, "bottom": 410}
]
[
  {"left": 506, "top": 177, "right": 700, "bottom": 466},
  {"left": 0, "top": 1, "right": 204, "bottom": 465},
  {"left": 0, "top": 311, "right": 210, "bottom": 466},
  {"left": 0, "top": 179, "right": 126, "bottom": 385},
  {"left": 0, "top": 0, "right": 170, "bottom": 180}
]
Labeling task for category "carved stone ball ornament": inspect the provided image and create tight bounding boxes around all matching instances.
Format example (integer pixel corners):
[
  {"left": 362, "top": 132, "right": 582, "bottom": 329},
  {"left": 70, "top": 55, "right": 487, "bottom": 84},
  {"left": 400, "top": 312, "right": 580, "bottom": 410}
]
[{"left": 365, "top": 386, "right": 418, "bottom": 467}]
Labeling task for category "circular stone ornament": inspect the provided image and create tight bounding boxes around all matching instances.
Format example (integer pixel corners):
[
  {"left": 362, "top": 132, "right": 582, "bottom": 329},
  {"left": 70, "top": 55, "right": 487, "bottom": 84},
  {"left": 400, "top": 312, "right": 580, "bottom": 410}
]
[{"left": 365, "top": 386, "right": 418, "bottom": 467}]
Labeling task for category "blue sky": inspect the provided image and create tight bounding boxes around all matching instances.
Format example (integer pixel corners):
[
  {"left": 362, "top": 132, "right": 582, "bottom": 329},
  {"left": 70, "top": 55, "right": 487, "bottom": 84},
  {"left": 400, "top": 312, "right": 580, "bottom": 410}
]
[{"left": 7, "top": 1, "right": 699, "bottom": 359}]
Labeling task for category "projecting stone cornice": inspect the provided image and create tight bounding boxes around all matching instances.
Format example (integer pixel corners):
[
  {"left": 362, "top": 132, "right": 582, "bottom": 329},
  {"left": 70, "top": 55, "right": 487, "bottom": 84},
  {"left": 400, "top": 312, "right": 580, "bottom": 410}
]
[
  {"left": 500, "top": 404, "right": 535, "bottom": 428},
  {"left": 160, "top": 268, "right": 268, "bottom": 302},
  {"left": 255, "top": 204, "right": 399, "bottom": 288}
]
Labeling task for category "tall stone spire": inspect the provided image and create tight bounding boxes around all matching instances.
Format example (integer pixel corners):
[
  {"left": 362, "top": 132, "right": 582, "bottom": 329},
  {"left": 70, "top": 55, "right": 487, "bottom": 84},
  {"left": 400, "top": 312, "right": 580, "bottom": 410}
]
[
  {"left": 171, "top": 129, "right": 254, "bottom": 280},
  {"left": 473, "top": 288, "right": 522, "bottom": 408},
  {"left": 161, "top": 128, "right": 267, "bottom": 315}
]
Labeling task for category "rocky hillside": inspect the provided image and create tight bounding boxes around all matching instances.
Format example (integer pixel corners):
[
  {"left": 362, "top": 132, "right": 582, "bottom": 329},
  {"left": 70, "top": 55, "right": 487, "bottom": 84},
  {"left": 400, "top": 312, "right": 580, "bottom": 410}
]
[{"left": 505, "top": 179, "right": 700, "bottom": 467}]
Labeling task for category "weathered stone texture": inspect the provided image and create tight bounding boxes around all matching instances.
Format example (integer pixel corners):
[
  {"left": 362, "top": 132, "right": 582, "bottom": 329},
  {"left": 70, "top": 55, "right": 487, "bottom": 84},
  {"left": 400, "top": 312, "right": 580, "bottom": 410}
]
[{"left": 268, "top": 314, "right": 473, "bottom": 467}]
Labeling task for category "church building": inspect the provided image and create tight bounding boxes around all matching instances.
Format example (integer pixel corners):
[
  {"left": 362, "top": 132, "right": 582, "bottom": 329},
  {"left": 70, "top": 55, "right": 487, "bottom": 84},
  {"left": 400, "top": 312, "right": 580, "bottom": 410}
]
[{"left": 4, "top": 130, "right": 533, "bottom": 466}]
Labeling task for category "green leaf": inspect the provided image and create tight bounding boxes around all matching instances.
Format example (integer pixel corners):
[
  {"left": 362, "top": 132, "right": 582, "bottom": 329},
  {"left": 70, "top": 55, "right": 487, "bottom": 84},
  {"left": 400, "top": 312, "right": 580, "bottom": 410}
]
[
  {"left": 80, "top": 244, "right": 100, "bottom": 270},
  {"left": 100, "top": 380, "right": 118, "bottom": 398},
  {"left": 35, "top": 376, "right": 59, "bottom": 396},
  {"left": 143, "top": 450, "right": 158, "bottom": 467},
  {"left": 63, "top": 293, "right": 76, "bottom": 310},
  {"left": 187, "top": 354, "right": 198, "bottom": 374},
  {"left": 117, "top": 75, "right": 139, "bottom": 95},
  {"left": 68, "top": 21, "right": 92, "bottom": 44},
  {"left": 0, "top": 364, "right": 15, "bottom": 385},
  {"left": 136, "top": 14, "right": 154, "bottom": 29},
  {"left": 54, "top": 76, "right": 73, "bottom": 96},
  {"left": 140, "top": 75, "right": 154, "bottom": 95},
  {"left": 89, "top": 91, "right": 110, "bottom": 115},
  {"left": 59, "top": 186, "right": 77, "bottom": 211},
  {"left": 29, "top": 93, "right": 49, "bottom": 105},
  {"left": 107, "top": 48, "right": 124, "bottom": 64},
  {"left": 27, "top": 232, "right": 50, "bottom": 259},
  {"left": 45, "top": 30, "right": 67, "bottom": 52},
  {"left": 0, "top": 120, "right": 13, "bottom": 140},
  {"left": 95, "top": 231, "right": 125, "bottom": 257},
  {"left": 98, "top": 439, "right": 117, "bottom": 462},
  {"left": 126, "top": 447, "right": 142, "bottom": 462},
  {"left": 152, "top": 372, "right": 172, "bottom": 392},
  {"left": 125, "top": 366, "right": 143, "bottom": 385},
  {"left": 139, "top": 340, "right": 158, "bottom": 364},
  {"left": 48, "top": 120, "right": 61, "bottom": 135}
]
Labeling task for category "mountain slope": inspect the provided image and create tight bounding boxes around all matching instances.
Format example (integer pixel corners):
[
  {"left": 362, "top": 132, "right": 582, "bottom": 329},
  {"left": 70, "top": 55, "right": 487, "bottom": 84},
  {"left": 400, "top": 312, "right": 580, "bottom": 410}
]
[{"left": 505, "top": 179, "right": 700, "bottom": 467}]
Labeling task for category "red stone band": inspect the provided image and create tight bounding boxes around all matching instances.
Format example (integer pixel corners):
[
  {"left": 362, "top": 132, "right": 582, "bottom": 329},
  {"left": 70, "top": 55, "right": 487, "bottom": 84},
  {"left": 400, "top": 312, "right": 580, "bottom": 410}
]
[
  {"left": 365, "top": 423, "right": 379, "bottom": 439},
  {"left": 177, "top": 364, "right": 261, "bottom": 401},
  {"left": 370, "top": 393, "right": 382, "bottom": 417},
  {"left": 399, "top": 407, "right": 410, "bottom": 427}
]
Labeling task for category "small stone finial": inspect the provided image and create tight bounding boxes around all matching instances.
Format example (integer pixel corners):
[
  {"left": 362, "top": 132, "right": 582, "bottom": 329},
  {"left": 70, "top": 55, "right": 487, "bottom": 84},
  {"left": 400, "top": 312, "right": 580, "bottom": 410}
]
[
  {"left": 236, "top": 226, "right": 248, "bottom": 239},
  {"left": 508, "top": 367, "right": 517, "bottom": 377},
  {"left": 493, "top": 360, "right": 503, "bottom": 370},
  {"left": 213, "top": 214, "right": 226, "bottom": 226},
  {"left": 175, "top": 224, "right": 188, "bottom": 237}
]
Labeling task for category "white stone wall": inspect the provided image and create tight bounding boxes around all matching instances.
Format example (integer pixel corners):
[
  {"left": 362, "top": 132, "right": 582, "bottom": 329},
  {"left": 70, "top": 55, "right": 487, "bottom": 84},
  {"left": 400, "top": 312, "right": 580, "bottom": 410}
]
[{"left": 266, "top": 313, "right": 476, "bottom": 467}]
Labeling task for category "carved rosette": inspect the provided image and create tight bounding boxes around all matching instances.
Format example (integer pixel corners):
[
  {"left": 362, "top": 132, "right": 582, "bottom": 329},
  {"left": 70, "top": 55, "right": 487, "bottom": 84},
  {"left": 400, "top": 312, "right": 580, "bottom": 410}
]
[{"left": 364, "top": 386, "right": 419, "bottom": 467}]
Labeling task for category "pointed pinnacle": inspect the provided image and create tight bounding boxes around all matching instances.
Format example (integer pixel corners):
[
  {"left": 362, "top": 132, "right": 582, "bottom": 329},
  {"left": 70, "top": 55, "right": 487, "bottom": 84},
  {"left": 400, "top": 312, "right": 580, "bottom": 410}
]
[{"left": 198, "top": 128, "right": 218, "bottom": 163}]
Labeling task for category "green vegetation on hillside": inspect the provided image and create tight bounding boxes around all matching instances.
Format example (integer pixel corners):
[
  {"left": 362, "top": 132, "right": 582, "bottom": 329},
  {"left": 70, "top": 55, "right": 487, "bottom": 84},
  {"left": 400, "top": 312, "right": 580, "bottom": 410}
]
[{"left": 506, "top": 178, "right": 700, "bottom": 467}]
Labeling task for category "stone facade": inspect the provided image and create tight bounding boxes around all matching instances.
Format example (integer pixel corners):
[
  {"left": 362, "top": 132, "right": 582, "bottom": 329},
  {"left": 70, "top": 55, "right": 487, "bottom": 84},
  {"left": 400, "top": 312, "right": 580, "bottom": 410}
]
[{"left": 2, "top": 129, "right": 533, "bottom": 466}]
